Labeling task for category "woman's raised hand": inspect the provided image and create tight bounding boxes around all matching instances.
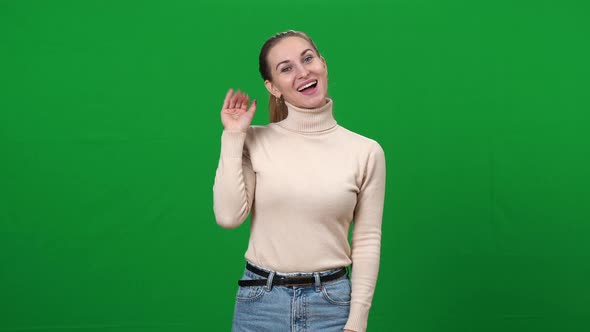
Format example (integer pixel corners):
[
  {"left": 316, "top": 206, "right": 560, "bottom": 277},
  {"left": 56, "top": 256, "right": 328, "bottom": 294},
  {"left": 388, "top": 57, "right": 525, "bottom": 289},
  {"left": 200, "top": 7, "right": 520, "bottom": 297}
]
[{"left": 220, "top": 88, "right": 257, "bottom": 133}]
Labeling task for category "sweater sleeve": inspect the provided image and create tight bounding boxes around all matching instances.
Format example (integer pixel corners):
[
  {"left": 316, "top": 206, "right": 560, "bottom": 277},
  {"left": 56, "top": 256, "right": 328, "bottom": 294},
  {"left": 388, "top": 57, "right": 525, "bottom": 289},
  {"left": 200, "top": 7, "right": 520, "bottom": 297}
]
[
  {"left": 213, "top": 129, "right": 256, "bottom": 229},
  {"left": 345, "top": 142, "right": 386, "bottom": 332}
]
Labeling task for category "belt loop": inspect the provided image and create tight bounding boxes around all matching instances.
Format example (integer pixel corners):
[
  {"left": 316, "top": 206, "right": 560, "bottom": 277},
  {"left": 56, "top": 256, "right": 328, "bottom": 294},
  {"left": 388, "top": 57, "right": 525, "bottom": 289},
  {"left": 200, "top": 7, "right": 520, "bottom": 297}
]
[
  {"left": 314, "top": 272, "right": 321, "bottom": 292},
  {"left": 265, "top": 271, "right": 275, "bottom": 292}
]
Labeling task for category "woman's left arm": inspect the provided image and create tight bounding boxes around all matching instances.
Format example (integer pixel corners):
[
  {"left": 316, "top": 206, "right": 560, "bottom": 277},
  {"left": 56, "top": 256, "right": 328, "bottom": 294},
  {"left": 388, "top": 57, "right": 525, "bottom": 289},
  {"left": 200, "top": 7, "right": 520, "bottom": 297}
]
[{"left": 344, "top": 141, "right": 386, "bottom": 332}]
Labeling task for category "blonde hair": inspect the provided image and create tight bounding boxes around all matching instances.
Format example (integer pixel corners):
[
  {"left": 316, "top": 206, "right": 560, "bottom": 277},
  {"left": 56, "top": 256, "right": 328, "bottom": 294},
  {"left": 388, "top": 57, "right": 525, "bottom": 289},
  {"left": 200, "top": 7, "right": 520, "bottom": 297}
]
[{"left": 258, "top": 30, "right": 321, "bottom": 123}]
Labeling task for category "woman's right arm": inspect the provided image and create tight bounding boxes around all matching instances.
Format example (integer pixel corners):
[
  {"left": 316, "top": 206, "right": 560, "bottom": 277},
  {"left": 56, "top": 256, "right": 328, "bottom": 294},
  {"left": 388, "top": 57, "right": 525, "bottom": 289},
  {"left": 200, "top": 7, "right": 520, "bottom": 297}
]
[{"left": 213, "top": 89, "right": 257, "bottom": 228}]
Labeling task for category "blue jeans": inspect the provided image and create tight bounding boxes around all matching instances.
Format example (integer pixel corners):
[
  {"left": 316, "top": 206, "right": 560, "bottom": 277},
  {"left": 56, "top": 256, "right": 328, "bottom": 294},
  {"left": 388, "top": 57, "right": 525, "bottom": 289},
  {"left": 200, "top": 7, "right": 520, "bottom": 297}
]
[{"left": 232, "top": 262, "right": 351, "bottom": 332}]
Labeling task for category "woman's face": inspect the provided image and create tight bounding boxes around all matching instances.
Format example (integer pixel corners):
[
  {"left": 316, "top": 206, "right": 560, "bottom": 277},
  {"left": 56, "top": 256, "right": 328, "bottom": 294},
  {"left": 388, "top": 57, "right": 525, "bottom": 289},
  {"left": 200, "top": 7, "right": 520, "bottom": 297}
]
[{"left": 264, "top": 36, "right": 328, "bottom": 109}]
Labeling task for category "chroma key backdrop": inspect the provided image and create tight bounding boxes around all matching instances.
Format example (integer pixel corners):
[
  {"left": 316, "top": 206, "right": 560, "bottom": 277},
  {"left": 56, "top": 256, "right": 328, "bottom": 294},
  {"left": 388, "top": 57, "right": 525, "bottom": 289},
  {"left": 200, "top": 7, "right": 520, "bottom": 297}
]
[{"left": 1, "top": 0, "right": 589, "bottom": 331}]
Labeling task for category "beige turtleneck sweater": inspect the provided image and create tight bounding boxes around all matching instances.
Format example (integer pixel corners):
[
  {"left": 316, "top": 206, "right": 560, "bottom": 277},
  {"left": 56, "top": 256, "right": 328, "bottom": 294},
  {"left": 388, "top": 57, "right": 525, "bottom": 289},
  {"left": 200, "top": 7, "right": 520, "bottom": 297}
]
[{"left": 213, "top": 98, "right": 386, "bottom": 331}]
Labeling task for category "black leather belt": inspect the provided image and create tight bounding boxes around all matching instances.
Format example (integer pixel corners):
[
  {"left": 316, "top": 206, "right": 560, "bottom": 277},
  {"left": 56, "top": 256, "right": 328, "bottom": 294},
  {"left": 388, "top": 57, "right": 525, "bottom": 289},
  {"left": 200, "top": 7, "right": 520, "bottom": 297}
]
[{"left": 238, "top": 262, "right": 347, "bottom": 287}]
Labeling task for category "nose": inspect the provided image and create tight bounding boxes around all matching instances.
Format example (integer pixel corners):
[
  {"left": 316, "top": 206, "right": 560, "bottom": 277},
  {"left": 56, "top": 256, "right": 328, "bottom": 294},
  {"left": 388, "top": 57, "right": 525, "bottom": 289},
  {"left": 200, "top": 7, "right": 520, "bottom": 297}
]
[{"left": 296, "top": 65, "right": 309, "bottom": 78}]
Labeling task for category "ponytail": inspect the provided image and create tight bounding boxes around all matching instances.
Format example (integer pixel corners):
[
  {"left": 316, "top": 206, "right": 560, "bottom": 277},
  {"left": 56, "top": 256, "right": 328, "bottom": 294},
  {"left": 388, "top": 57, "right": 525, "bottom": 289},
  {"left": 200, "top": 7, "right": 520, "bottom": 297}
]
[{"left": 269, "top": 95, "right": 288, "bottom": 123}]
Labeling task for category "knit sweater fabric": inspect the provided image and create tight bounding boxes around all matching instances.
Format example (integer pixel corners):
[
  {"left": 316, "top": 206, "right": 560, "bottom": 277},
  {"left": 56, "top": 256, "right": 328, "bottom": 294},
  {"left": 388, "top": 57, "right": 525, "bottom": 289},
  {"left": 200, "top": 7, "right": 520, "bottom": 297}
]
[{"left": 213, "top": 98, "right": 386, "bottom": 331}]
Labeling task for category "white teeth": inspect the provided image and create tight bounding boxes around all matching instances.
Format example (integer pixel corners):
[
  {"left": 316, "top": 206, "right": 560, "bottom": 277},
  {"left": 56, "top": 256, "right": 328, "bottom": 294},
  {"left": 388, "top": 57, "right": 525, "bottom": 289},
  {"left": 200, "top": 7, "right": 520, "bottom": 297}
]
[{"left": 297, "top": 81, "right": 317, "bottom": 91}]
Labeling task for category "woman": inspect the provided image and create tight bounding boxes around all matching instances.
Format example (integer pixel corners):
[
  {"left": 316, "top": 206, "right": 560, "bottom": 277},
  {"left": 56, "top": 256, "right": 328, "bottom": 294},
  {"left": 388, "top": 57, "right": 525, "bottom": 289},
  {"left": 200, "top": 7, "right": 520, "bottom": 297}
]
[{"left": 213, "top": 30, "right": 386, "bottom": 332}]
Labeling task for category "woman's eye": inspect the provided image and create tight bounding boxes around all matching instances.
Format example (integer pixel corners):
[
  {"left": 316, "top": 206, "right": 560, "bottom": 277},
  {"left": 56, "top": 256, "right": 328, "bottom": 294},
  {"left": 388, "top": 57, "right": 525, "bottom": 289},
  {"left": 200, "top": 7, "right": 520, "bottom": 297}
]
[
  {"left": 304, "top": 56, "right": 313, "bottom": 63},
  {"left": 281, "top": 66, "right": 292, "bottom": 73}
]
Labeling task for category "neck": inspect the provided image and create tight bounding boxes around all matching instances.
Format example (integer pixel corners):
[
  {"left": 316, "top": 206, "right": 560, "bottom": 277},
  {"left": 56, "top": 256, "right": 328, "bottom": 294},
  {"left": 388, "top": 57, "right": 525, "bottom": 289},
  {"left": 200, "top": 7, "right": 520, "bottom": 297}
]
[{"left": 278, "top": 98, "right": 337, "bottom": 133}]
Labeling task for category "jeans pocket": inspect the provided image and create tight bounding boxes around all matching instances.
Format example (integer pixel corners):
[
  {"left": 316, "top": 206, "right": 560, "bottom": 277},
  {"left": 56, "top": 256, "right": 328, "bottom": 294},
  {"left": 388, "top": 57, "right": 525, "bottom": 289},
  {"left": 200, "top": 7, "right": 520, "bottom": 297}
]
[
  {"left": 236, "top": 285, "right": 266, "bottom": 303},
  {"left": 320, "top": 278, "right": 351, "bottom": 306}
]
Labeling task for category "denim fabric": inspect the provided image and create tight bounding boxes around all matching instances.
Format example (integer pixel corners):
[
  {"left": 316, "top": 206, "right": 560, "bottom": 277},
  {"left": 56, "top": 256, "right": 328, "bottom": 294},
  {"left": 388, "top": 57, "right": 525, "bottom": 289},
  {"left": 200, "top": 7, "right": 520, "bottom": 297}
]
[{"left": 232, "top": 262, "right": 351, "bottom": 332}]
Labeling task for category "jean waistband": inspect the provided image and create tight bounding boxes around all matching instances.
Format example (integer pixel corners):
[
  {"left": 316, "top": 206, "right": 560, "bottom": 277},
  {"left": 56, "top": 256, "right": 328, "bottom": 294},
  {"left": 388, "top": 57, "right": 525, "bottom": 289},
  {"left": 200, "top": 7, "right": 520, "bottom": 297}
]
[{"left": 245, "top": 260, "right": 347, "bottom": 278}]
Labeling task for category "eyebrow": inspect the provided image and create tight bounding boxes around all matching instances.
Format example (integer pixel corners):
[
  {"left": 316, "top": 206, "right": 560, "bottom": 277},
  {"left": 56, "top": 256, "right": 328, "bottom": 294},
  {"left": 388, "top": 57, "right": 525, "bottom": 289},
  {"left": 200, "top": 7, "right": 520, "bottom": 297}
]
[{"left": 275, "top": 49, "right": 314, "bottom": 70}]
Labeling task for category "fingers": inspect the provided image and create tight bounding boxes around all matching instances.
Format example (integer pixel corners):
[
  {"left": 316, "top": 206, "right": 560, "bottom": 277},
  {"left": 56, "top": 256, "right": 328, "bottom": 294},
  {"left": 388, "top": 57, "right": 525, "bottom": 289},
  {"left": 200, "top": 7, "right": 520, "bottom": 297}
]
[
  {"left": 247, "top": 99, "right": 257, "bottom": 116},
  {"left": 223, "top": 88, "right": 253, "bottom": 111},
  {"left": 229, "top": 89, "right": 239, "bottom": 109},
  {"left": 236, "top": 92, "right": 244, "bottom": 109},
  {"left": 240, "top": 93, "right": 249, "bottom": 110},
  {"left": 222, "top": 88, "right": 233, "bottom": 109}
]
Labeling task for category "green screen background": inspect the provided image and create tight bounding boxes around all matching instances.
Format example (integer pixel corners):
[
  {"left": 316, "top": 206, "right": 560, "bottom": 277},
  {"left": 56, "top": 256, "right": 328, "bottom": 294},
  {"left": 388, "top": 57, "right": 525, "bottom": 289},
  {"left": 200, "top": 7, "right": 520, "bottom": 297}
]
[{"left": 1, "top": 0, "right": 589, "bottom": 331}]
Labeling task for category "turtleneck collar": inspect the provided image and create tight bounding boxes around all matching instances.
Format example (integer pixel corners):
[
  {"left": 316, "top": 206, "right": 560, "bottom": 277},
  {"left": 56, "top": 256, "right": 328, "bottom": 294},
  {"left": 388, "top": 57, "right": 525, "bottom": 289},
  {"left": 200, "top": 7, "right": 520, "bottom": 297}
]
[{"left": 277, "top": 98, "right": 338, "bottom": 133}]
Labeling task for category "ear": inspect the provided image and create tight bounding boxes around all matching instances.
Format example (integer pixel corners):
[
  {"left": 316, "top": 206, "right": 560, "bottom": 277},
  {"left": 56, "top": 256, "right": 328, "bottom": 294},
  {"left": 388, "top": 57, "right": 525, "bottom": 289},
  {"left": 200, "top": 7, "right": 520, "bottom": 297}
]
[
  {"left": 320, "top": 56, "right": 328, "bottom": 73},
  {"left": 264, "top": 80, "right": 282, "bottom": 99}
]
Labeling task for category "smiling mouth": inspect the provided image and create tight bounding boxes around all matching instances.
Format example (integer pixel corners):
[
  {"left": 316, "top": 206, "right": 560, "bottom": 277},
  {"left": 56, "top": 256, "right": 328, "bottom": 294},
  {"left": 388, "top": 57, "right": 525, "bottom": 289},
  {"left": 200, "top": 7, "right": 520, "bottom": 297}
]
[{"left": 297, "top": 80, "right": 318, "bottom": 92}]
